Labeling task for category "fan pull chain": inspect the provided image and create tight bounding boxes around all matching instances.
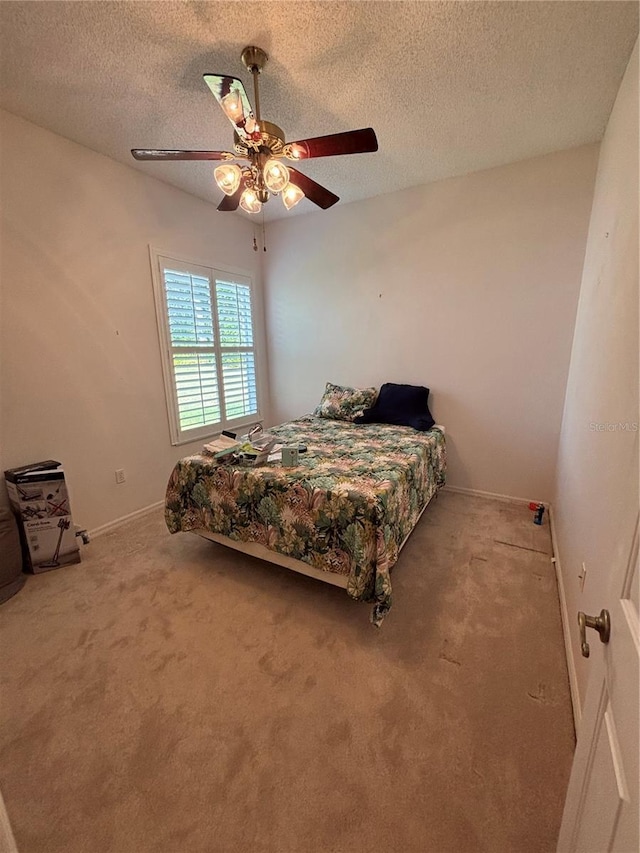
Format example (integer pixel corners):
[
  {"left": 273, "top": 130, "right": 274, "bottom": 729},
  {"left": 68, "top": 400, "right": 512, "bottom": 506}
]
[{"left": 262, "top": 210, "right": 267, "bottom": 252}]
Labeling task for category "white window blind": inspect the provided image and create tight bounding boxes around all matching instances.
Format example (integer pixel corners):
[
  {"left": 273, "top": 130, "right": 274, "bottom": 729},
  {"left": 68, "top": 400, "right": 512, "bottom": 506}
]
[{"left": 152, "top": 252, "right": 260, "bottom": 445}]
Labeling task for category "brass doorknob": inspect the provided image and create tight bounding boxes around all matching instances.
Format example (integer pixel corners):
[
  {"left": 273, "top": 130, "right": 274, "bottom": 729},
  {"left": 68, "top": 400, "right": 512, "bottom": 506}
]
[{"left": 578, "top": 609, "right": 611, "bottom": 658}]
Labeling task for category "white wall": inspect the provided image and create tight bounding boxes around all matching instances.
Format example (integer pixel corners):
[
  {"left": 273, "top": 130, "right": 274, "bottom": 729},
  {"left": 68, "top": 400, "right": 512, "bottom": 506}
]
[
  {"left": 553, "top": 43, "right": 638, "bottom": 702},
  {"left": 264, "top": 145, "right": 598, "bottom": 501},
  {"left": 0, "top": 110, "right": 266, "bottom": 531}
]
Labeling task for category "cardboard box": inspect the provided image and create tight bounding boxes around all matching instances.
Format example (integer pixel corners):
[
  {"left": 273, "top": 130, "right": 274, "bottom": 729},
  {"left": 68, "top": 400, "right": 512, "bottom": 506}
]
[{"left": 4, "top": 460, "right": 80, "bottom": 573}]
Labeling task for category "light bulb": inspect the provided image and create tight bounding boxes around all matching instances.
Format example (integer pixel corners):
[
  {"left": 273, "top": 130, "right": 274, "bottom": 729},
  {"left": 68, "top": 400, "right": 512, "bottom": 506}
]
[
  {"left": 220, "top": 90, "right": 244, "bottom": 124},
  {"left": 239, "top": 188, "right": 262, "bottom": 214},
  {"left": 263, "top": 158, "right": 290, "bottom": 193},
  {"left": 214, "top": 163, "right": 242, "bottom": 196},
  {"left": 282, "top": 182, "right": 305, "bottom": 210}
]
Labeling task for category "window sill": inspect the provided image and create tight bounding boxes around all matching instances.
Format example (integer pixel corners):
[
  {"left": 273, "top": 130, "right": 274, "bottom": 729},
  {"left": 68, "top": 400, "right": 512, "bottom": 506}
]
[{"left": 173, "top": 418, "right": 263, "bottom": 448}]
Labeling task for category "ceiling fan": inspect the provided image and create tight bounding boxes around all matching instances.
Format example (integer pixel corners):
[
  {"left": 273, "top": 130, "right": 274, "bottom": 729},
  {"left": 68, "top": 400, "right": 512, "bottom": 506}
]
[{"left": 131, "top": 45, "right": 378, "bottom": 214}]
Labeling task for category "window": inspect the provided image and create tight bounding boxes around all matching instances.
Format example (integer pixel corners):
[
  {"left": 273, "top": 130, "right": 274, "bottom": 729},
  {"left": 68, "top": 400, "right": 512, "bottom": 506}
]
[{"left": 151, "top": 251, "right": 261, "bottom": 445}]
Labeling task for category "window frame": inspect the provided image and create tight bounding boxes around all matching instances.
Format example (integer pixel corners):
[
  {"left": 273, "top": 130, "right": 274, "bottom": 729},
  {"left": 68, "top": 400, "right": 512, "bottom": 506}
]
[{"left": 149, "top": 247, "right": 263, "bottom": 446}]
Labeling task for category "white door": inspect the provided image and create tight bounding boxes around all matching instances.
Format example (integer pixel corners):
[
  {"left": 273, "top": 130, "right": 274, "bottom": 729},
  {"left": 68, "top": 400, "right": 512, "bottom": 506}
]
[{"left": 557, "top": 515, "right": 639, "bottom": 852}]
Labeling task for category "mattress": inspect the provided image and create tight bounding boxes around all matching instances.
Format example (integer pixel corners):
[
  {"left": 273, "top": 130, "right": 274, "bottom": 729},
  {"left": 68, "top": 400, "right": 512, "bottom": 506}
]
[{"left": 165, "top": 415, "right": 446, "bottom": 624}]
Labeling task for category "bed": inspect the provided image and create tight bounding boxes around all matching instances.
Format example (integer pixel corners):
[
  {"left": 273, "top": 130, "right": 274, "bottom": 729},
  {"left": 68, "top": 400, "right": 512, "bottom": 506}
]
[{"left": 165, "top": 415, "right": 446, "bottom": 625}]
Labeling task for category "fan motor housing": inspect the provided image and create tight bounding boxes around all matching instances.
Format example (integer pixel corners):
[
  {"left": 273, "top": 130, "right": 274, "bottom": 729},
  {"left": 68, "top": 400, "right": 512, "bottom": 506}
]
[{"left": 234, "top": 120, "right": 286, "bottom": 157}]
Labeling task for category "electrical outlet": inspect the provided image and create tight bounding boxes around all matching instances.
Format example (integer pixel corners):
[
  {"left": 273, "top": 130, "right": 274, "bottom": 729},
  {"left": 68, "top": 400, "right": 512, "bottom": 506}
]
[
  {"left": 115, "top": 469, "right": 126, "bottom": 484},
  {"left": 579, "top": 562, "right": 587, "bottom": 592}
]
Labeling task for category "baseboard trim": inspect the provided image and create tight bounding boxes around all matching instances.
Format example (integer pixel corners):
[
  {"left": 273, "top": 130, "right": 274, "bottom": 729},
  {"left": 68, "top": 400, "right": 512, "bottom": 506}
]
[
  {"left": 90, "top": 500, "right": 164, "bottom": 539},
  {"left": 443, "top": 484, "right": 547, "bottom": 506},
  {"left": 549, "top": 505, "right": 582, "bottom": 733}
]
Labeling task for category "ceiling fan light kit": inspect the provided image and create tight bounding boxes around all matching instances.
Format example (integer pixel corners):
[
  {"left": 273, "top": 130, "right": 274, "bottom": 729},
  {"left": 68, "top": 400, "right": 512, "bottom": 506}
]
[
  {"left": 131, "top": 45, "right": 378, "bottom": 214},
  {"left": 239, "top": 188, "right": 262, "bottom": 214},
  {"left": 282, "top": 182, "right": 305, "bottom": 211},
  {"left": 214, "top": 163, "right": 242, "bottom": 195},
  {"left": 263, "top": 159, "right": 289, "bottom": 193}
]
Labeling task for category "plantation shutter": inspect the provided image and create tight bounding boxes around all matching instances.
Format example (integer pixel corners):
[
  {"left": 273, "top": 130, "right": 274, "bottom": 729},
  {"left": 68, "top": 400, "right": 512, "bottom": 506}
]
[
  {"left": 164, "top": 268, "right": 221, "bottom": 433},
  {"left": 216, "top": 279, "right": 258, "bottom": 422},
  {"left": 154, "top": 254, "right": 260, "bottom": 445}
]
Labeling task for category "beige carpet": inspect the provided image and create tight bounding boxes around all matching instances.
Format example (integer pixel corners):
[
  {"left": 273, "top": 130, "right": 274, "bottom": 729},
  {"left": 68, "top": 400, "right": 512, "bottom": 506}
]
[{"left": 0, "top": 491, "right": 574, "bottom": 853}]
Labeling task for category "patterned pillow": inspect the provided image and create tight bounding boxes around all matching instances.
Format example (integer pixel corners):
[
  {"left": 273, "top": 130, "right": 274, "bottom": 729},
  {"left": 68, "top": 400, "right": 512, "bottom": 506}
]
[{"left": 315, "top": 382, "right": 378, "bottom": 422}]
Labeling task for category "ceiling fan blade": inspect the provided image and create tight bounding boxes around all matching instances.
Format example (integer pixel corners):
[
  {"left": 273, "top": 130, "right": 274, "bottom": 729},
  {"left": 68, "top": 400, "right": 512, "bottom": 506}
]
[
  {"left": 217, "top": 185, "right": 244, "bottom": 212},
  {"left": 285, "top": 128, "right": 378, "bottom": 161},
  {"left": 203, "top": 74, "right": 258, "bottom": 144},
  {"left": 131, "top": 149, "right": 235, "bottom": 161},
  {"left": 288, "top": 168, "right": 339, "bottom": 210}
]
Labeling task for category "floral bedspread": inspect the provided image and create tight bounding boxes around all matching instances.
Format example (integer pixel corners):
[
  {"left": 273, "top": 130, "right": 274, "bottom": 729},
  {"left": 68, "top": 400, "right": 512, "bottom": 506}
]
[{"left": 165, "top": 416, "right": 446, "bottom": 625}]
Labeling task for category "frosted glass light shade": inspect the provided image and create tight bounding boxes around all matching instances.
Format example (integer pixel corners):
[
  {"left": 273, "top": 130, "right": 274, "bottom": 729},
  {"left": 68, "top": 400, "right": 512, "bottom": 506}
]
[
  {"left": 282, "top": 182, "right": 305, "bottom": 210},
  {"left": 263, "top": 159, "right": 290, "bottom": 193},
  {"left": 220, "top": 91, "right": 244, "bottom": 123},
  {"left": 239, "top": 188, "right": 262, "bottom": 214},
  {"left": 214, "top": 164, "right": 242, "bottom": 196}
]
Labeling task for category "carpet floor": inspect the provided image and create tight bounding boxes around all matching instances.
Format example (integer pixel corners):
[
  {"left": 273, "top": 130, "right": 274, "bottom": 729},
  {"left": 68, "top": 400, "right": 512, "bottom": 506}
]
[{"left": 0, "top": 490, "right": 574, "bottom": 853}]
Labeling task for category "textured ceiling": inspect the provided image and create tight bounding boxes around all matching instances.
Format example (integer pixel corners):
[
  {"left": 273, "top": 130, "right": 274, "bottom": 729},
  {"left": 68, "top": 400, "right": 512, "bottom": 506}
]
[{"left": 0, "top": 1, "right": 637, "bottom": 221}]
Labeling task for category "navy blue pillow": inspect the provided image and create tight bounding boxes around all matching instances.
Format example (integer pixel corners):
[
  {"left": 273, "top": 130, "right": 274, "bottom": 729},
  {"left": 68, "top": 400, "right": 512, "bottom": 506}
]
[{"left": 355, "top": 383, "right": 435, "bottom": 431}]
